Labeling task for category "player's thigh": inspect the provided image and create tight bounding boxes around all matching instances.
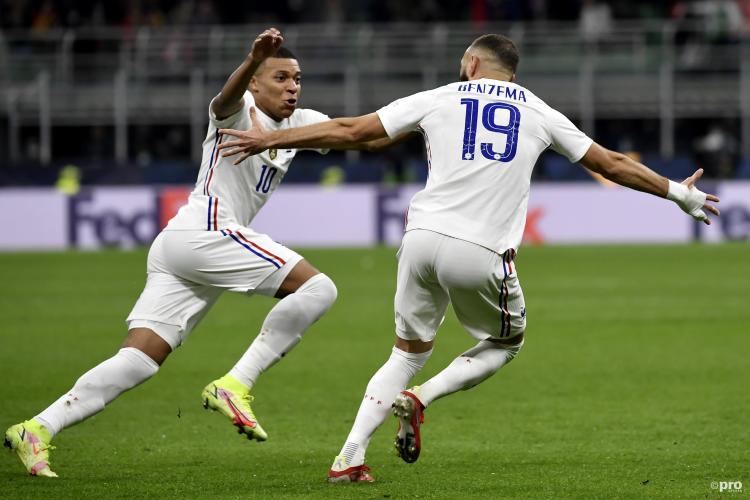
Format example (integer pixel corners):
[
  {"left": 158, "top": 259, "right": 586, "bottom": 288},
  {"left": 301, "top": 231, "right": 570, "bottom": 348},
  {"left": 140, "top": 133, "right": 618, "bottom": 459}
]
[
  {"left": 435, "top": 238, "right": 526, "bottom": 341},
  {"left": 156, "top": 229, "right": 304, "bottom": 297},
  {"left": 394, "top": 230, "right": 450, "bottom": 342},
  {"left": 126, "top": 271, "right": 222, "bottom": 349}
]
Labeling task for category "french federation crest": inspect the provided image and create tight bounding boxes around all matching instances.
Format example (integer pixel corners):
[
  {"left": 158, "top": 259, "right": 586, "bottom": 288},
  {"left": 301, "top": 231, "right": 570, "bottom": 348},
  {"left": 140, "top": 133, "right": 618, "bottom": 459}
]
[{"left": 269, "top": 149, "right": 277, "bottom": 160}]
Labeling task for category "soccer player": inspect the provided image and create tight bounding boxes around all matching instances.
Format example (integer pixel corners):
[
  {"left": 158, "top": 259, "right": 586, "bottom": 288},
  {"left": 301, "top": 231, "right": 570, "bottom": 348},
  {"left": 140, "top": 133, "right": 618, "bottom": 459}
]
[
  {"left": 4, "top": 28, "right": 347, "bottom": 478},
  {"left": 215, "top": 34, "right": 721, "bottom": 483}
]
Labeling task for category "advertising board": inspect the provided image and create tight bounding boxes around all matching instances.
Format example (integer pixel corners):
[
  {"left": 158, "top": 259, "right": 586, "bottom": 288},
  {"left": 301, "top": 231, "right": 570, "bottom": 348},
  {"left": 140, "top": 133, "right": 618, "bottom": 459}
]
[{"left": 1, "top": 182, "right": 747, "bottom": 250}]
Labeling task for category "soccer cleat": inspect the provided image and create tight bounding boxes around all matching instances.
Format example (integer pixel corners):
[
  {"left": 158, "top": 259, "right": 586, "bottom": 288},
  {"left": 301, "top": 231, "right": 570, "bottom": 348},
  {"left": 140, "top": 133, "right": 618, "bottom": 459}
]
[
  {"left": 201, "top": 375, "right": 268, "bottom": 442},
  {"left": 4, "top": 420, "right": 58, "bottom": 477},
  {"left": 392, "top": 387, "right": 425, "bottom": 464},
  {"left": 327, "top": 455, "right": 375, "bottom": 483}
]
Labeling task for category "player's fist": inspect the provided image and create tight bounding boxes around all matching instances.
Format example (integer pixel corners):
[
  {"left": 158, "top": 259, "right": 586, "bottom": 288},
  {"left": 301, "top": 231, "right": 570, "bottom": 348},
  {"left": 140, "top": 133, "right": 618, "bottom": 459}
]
[{"left": 250, "top": 28, "right": 283, "bottom": 62}]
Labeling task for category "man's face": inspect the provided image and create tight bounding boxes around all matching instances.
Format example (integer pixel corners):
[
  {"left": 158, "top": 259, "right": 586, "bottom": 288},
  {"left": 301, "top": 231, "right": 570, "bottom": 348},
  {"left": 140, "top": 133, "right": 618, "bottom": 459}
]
[{"left": 251, "top": 57, "right": 301, "bottom": 121}]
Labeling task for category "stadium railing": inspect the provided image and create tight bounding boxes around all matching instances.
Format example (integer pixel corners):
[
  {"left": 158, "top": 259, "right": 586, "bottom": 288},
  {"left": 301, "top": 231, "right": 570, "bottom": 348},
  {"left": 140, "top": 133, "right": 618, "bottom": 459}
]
[{"left": 1, "top": 21, "right": 749, "bottom": 169}]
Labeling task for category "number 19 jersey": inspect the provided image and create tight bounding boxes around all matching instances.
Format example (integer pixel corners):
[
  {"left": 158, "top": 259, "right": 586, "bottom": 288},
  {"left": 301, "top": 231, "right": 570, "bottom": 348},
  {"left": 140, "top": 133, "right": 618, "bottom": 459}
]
[{"left": 376, "top": 78, "right": 593, "bottom": 254}]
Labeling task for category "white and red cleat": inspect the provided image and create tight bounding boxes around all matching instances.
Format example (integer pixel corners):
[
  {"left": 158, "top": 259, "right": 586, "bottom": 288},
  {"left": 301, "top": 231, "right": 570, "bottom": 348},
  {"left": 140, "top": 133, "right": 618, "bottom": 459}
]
[
  {"left": 392, "top": 388, "right": 425, "bottom": 463},
  {"left": 327, "top": 456, "right": 375, "bottom": 483}
]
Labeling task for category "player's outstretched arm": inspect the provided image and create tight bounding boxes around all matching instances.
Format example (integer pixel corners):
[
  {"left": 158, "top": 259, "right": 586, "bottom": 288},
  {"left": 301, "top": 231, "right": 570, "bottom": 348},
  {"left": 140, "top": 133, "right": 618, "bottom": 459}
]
[
  {"left": 579, "top": 142, "right": 720, "bottom": 224},
  {"left": 359, "top": 132, "right": 417, "bottom": 152},
  {"left": 218, "top": 108, "right": 389, "bottom": 163},
  {"left": 211, "top": 28, "right": 283, "bottom": 120}
]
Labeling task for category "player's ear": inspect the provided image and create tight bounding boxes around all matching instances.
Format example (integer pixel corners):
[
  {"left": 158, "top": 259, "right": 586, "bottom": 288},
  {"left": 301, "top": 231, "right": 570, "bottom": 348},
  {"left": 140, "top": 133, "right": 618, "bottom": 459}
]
[
  {"left": 468, "top": 55, "right": 480, "bottom": 79},
  {"left": 249, "top": 75, "right": 259, "bottom": 93}
]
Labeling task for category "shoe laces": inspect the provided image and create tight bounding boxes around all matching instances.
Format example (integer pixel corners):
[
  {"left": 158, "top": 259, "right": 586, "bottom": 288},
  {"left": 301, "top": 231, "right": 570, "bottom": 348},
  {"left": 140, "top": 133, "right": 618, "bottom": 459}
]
[{"left": 238, "top": 393, "right": 257, "bottom": 416}]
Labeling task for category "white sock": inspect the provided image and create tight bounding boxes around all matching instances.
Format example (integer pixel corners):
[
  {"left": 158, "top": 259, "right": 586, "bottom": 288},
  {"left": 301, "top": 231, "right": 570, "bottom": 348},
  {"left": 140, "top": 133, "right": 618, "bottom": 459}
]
[
  {"left": 337, "top": 347, "right": 431, "bottom": 468},
  {"left": 35, "top": 347, "right": 159, "bottom": 437},
  {"left": 417, "top": 339, "right": 522, "bottom": 407},
  {"left": 229, "top": 273, "right": 337, "bottom": 389}
]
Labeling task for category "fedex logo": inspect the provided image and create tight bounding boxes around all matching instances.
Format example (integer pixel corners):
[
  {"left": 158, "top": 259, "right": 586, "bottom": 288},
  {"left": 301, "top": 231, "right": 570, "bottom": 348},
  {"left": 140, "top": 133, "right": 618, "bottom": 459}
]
[
  {"left": 68, "top": 187, "right": 191, "bottom": 249},
  {"left": 68, "top": 189, "right": 160, "bottom": 249}
]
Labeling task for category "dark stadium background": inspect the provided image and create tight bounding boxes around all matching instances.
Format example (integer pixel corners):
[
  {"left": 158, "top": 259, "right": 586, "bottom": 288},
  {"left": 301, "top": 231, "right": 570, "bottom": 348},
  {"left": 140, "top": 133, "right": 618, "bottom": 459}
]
[{"left": 2, "top": 0, "right": 750, "bottom": 186}]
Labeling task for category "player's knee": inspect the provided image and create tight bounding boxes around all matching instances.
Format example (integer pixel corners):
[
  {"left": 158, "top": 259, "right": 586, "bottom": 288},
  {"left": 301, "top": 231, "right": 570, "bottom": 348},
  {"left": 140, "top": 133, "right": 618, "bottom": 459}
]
[
  {"left": 123, "top": 327, "right": 174, "bottom": 365},
  {"left": 295, "top": 273, "right": 337, "bottom": 320},
  {"left": 321, "top": 274, "right": 339, "bottom": 310},
  {"left": 312, "top": 273, "right": 337, "bottom": 310}
]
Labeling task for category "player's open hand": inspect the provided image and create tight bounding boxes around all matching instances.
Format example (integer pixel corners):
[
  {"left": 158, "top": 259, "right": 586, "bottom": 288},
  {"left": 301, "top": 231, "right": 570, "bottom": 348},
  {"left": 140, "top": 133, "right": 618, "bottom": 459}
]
[
  {"left": 673, "top": 168, "right": 721, "bottom": 225},
  {"left": 250, "top": 28, "right": 283, "bottom": 62},
  {"left": 218, "top": 107, "right": 270, "bottom": 165}
]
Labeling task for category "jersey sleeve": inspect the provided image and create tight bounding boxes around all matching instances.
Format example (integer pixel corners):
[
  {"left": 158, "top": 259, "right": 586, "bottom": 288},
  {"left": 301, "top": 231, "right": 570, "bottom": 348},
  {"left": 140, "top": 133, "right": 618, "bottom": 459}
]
[
  {"left": 546, "top": 107, "right": 594, "bottom": 163},
  {"left": 293, "top": 109, "right": 332, "bottom": 154},
  {"left": 376, "top": 89, "right": 438, "bottom": 138},
  {"left": 208, "top": 91, "right": 253, "bottom": 129}
]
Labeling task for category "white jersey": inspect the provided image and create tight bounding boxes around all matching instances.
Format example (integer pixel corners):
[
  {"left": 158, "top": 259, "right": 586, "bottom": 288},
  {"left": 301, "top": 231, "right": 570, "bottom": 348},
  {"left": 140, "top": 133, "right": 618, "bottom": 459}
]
[
  {"left": 376, "top": 78, "right": 593, "bottom": 254},
  {"left": 166, "top": 91, "right": 330, "bottom": 231}
]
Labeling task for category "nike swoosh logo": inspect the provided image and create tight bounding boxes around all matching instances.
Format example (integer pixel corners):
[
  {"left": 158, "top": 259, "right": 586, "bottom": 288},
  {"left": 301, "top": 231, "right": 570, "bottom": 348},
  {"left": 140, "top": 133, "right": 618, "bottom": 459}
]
[
  {"left": 226, "top": 399, "right": 257, "bottom": 428},
  {"left": 18, "top": 428, "right": 39, "bottom": 455}
]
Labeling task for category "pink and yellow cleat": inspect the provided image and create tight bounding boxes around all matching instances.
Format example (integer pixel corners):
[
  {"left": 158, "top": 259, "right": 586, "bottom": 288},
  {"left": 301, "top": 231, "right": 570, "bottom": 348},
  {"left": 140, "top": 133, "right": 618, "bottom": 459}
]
[
  {"left": 4, "top": 420, "right": 57, "bottom": 477},
  {"left": 201, "top": 374, "right": 268, "bottom": 441}
]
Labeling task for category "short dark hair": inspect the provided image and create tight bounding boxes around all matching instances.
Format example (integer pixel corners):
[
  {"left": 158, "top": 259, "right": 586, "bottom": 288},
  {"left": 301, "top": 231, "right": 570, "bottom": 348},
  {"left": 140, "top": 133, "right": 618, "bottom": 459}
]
[
  {"left": 271, "top": 47, "right": 298, "bottom": 60},
  {"left": 471, "top": 34, "right": 519, "bottom": 73}
]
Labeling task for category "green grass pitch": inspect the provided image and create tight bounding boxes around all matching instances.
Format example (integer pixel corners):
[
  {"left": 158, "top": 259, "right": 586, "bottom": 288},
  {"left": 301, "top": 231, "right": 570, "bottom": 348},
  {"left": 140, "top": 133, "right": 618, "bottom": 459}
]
[{"left": 1, "top": 244, "right": 748, "bottom": 499}]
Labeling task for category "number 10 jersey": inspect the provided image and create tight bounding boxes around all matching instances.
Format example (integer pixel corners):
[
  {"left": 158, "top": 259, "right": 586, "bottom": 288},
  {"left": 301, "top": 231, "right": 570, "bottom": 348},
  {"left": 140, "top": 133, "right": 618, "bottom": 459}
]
[
  {"left": 376, "top": 78, "right": 593, "bottom": 255},
  {"left": 166, "top": 91, "right": 330, "bottom": 232}
]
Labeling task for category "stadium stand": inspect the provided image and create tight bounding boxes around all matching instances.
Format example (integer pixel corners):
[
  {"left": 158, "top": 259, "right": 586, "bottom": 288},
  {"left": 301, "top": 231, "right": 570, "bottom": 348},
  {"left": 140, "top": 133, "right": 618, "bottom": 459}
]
[{"left": 1, "top": 1, "right": 749, "bottom": 184}]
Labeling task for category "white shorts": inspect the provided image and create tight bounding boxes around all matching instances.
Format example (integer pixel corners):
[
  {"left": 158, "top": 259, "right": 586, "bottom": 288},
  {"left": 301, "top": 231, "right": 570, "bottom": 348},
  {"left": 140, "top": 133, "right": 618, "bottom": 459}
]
[
  {"left": 394, "top": 229, "right": 526, "bottom": 343},
  {"left": 126, "top": 228, "right": 303, "bottom": 349}
]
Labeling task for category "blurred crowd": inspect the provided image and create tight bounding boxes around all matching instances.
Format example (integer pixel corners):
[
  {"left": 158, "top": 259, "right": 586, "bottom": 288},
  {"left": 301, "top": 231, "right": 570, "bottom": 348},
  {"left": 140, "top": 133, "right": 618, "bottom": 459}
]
[
  {"left": 2, "top": 0, "right": 750, "bottom": 185},
  {"left": 3, "top": 0, "right": 749, "bottom": 30}
]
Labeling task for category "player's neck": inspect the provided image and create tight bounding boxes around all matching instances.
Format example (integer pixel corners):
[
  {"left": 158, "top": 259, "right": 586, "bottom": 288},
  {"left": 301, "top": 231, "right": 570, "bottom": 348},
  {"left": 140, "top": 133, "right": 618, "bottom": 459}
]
[
  {"left": 469, "top": 70, "right": 513, "bottom": 83},
  {"left": 254, "top": 103, "right": 284, "bottom": 123}
]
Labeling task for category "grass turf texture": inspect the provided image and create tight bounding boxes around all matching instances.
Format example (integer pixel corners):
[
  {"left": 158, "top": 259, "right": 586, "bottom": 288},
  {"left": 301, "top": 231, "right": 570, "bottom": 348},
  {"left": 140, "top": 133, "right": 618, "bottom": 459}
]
[{"left": 1, "top": 244, "right": 748, "bottom": 499}]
